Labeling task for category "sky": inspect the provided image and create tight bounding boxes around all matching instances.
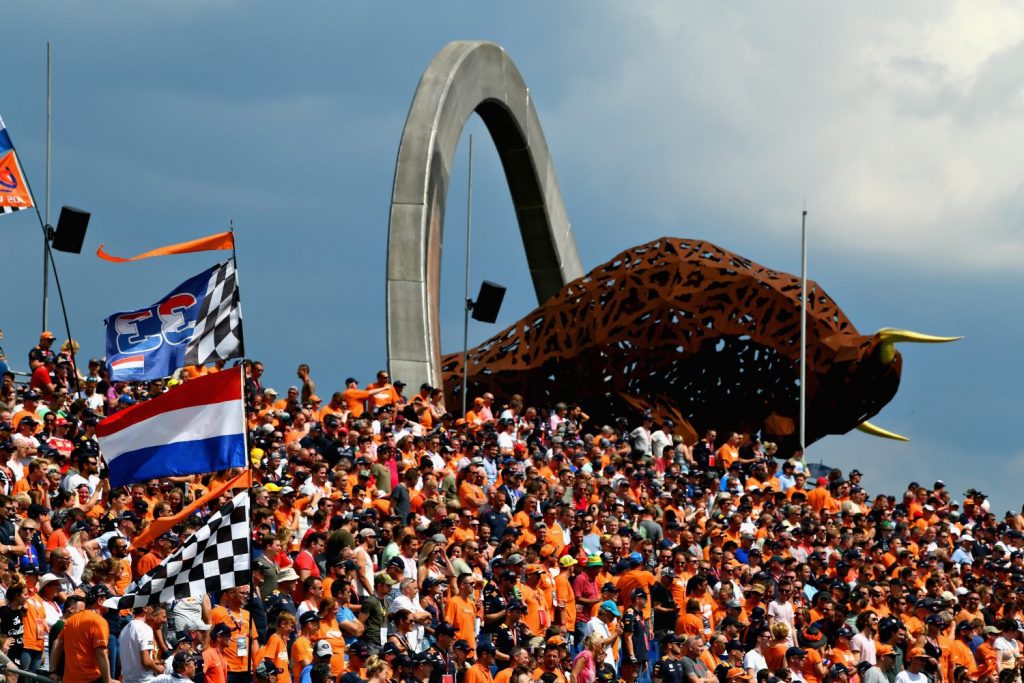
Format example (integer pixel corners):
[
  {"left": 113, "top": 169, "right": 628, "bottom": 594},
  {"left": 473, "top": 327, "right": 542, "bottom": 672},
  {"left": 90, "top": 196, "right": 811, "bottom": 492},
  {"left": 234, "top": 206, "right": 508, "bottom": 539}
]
[{"left": 1, "top": 1, "right": 1021, "bottom": 511}]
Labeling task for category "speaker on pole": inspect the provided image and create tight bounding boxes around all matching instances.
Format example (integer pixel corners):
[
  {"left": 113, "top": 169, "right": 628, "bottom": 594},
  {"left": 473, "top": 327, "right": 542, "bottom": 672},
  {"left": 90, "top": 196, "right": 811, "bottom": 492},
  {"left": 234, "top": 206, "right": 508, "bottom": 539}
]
[
  {"left": 50, "top": 205, "right": 90, "bottom": 254},
  {"left": 471, "top": 280, "right": 506, "bottom": 323}
]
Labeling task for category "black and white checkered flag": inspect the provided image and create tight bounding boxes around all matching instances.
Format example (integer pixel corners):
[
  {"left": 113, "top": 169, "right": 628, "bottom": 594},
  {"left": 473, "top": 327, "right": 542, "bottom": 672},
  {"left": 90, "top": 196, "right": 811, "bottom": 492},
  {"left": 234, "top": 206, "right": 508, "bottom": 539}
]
[
  {"left": 118, "top": 490, "right": 250, "bottom": 610},
  {"left": 183, "top": 260, "right": 244, "bottom": 366}
]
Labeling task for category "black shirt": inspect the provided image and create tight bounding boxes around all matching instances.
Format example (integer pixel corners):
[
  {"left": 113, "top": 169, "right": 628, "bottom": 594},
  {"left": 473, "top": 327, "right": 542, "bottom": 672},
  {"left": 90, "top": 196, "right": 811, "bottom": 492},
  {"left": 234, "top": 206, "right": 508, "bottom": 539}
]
[
  {"left": 653, "top": 658, "right": 686, "bottom": 683},
  {"left": 427, "top": 645, "right": 456, "bottom": 683},
  {"left": 0, "top": 604, "right": 24, "bottom": 653},
  {"left": 621, "top": 607, "right": 652, "bottom": 660},
  {"left": 650, "top": 582, "right": 676, "bottom": 633},
  {"left": 482, "top": 585, "right": 508, "bottom": 635},
  {"left": 492, "top": 622, "right": 529, "bottom": 668}
]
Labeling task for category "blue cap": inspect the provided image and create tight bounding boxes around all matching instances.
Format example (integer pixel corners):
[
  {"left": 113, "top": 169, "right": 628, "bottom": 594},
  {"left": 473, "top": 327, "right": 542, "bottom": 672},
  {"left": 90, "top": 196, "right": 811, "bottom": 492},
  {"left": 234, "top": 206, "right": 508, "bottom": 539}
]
[
  {"left": 600, "top": 600, "right": 621, "bottom": 617},
  {"left": 628, "top": 551, "right": 643, "bottom": 564}
]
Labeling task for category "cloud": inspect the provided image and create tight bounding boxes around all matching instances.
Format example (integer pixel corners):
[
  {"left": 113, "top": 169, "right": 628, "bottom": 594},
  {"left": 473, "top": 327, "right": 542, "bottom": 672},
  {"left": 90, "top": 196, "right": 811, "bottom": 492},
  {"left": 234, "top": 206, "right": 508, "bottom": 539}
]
[{"left": 543, "top": 0, "right": 1024, "bottom": 273}]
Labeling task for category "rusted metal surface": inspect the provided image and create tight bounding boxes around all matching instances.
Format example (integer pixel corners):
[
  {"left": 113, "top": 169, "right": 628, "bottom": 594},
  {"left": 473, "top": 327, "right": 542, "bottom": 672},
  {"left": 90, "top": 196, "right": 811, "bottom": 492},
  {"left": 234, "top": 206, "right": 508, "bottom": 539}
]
[{"left": 442, "top": 237, "right": 901, "bottom": 450}]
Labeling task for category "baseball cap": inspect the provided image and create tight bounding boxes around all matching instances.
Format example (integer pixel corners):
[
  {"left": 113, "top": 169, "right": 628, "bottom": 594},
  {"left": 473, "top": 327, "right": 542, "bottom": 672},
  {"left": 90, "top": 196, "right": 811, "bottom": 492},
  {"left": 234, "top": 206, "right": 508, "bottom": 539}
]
[
  {"left": 314, "top": 640, "right": 333, "bottom": 658},
  {"left": 299, "top": 611, "right": 321, "bottom": 625},
  {"left": 786, "top": 647, "right": 807, "bottom": 658},
  {"left": 600, "top": 600, "right": 621, "bottom": 617},
  {"left": 210, "top": 623, "right": 232, "bottom": 639},
  {"left": 255, "top": 659, "right": 281, "bottom": 678}
]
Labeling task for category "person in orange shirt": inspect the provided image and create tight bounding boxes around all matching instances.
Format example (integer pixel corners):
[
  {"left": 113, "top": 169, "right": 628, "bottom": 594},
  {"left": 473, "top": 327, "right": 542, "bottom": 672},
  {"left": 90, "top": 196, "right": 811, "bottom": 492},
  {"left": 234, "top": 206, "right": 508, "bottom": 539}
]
[
  {"left": 211, "top": 585, "right": 254, "bottom": 680},
  {"left": 553, "top": 555, "right": 577, "bottom": 630},
  {"left": 256, "top": 612, "right": 295, "bottom": 683},
  {"left": 458, "top": 466, "right": 487, "bottom": 515},
  {"left": 806, "top": 479, "right": 833, "bottom": 514},
  {"left": 341, "top": 378, "right": 390, "bottom": 419},
  {"left": 465, "top": 642, "right": 496, "bottom": 683},
  {"left": 319, "top": 392, "right": 348, "bottom": 423},
  {"left": 533, "top": 638, "right": 570, "bottom": 683},
  {"left": 445, "top": 573, "right": 480, "bottom": 650},
  {"left": 290, "top": 611, "right": 320, "bottom": 682},
  {"left": 716, "top": 433, "right": 741, "bottom": 470},
  {"left": 973, "top": 627, "right": 1001, "bottom": 680},
  {"left": 366, "top": 370, "right": 401, "bottom": 410},
  {"left": 616, "top": 553, "right": 656, "bottom": 619},
  {"left": 203, "top": 624, "right": 231, "bottom": 683},
  {"left": 519, "top": 565, "right": 549, "bottom": 637},
  {"left": 135, "top": 533, "right": 176, "bottom": 579},
  {"left": 49, "top": 584, "right": 112, "bottom": 683}
]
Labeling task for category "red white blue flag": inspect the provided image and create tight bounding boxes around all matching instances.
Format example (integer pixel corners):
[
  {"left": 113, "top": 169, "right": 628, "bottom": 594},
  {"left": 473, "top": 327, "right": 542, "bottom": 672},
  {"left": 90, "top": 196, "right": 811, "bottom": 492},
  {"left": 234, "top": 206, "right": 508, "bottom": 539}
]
[
  {"left": 96, "top": 366, "right": 247, "bottom": 487},
  {"left": 0, "top": 117, "right": 34, "bottom": 215}
]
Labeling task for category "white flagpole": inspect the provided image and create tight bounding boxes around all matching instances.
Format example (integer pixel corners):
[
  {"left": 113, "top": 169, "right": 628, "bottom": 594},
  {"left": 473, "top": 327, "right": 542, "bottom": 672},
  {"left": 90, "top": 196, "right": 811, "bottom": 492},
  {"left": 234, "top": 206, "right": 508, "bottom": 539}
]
[{"left": 800, "top": 209, "right": 808, "bottom": 452}]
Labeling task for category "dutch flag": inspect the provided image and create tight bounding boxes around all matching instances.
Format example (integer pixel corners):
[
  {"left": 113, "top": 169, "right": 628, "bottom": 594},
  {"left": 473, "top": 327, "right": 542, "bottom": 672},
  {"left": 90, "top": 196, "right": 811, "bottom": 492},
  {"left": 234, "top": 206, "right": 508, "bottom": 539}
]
[{"left": 96, "top": 366, "right": 247, "bottom": 487}]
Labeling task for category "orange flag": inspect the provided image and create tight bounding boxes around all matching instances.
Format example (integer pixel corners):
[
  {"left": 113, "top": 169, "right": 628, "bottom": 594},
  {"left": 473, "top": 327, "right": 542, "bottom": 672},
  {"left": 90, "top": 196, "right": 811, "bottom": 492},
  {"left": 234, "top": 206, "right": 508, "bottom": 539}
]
[
  {"left": 134, "top": 469, "right": 251, "bottom": 549},
  {"left": 97, "top": 230, "right": 234, "bottom": 263}
]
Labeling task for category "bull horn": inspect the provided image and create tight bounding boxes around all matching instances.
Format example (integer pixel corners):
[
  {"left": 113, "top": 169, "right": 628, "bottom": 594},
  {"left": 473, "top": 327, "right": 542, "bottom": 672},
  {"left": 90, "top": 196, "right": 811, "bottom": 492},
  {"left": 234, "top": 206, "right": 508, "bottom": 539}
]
[
  {"left": 856, "top": 421, "right": 909, "bottom": 442},
  {"left": 876, "top": 328, "right": 963, "bottom": 364}
]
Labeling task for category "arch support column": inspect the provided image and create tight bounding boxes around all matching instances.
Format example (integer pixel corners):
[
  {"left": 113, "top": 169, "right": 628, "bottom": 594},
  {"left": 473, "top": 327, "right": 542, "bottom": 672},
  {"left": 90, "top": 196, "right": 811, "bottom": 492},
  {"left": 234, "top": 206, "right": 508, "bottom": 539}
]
[{"left": 386, "top": 40, "right": 583, "bottom": 390}]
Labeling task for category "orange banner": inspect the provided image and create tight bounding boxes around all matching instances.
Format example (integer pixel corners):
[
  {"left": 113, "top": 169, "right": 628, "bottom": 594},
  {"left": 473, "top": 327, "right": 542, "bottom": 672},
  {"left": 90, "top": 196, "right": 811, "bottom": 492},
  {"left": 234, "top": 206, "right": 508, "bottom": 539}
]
[
  {"left": 97, "top": 230, "right": 234, "bottom": 263},
  {"left": 133, "top": 469, "right": 251, "bottom": 549},
  {"left": 0, "top": 150, "right": 34, "bottom": 211}
]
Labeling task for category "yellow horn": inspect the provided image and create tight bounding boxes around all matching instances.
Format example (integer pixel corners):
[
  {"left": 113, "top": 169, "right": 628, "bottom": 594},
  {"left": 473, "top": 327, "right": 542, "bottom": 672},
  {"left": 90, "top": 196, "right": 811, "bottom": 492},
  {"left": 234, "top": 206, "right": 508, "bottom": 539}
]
[
  {"left": 876, "top": 328, "right": 963, "bottom": 344},
  {"left": 856, "top": 421, "right": 909, "bottom": 442},
  {"left": 876, "top": 328, "right": 963, "bottom": 365}
]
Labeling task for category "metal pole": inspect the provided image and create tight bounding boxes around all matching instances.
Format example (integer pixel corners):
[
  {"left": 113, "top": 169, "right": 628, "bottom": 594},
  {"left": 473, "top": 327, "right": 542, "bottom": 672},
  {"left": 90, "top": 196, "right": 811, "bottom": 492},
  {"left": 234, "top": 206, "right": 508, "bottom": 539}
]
[
  {"left": 42, "top": 42, "right": 52, "bottom": 331},
  {"left": 461, "top": 135, "right": 473, "bottom": 417},
  {"left": 800, "top": 209, "right": 808, "bottom": 451}
]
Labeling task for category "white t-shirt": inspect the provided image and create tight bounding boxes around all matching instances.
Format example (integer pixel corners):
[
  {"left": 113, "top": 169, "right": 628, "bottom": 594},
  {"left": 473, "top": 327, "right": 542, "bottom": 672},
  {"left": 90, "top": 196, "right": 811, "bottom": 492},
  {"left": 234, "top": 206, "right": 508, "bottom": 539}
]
[
  {"left": 743, "top": 650, "right": 767, "bottom": 674},
  {"left": 850, "top": 632, "right": 877, "bottom": 664},
  {"left": 119, "top": 618, "right": 157, "bottom": 683},
  {"left": 894, "top": 670, "right": 928, "bottom": 683},
  {"left": 585, "top": 617, "right": 615, "bottom": 672},
  {"left": 388, "top": 594, "right": 425, "bottom": 652}
]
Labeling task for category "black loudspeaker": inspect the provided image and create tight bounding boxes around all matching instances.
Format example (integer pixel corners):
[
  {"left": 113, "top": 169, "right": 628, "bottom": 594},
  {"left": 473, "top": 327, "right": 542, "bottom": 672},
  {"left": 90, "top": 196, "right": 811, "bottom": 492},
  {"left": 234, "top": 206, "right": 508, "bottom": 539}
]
[
  {"left": 471, "top": 280, "right": 506, "bottom": 323},
  {"left": 50, "top": 206, "right": 90, "bottom": 254}
]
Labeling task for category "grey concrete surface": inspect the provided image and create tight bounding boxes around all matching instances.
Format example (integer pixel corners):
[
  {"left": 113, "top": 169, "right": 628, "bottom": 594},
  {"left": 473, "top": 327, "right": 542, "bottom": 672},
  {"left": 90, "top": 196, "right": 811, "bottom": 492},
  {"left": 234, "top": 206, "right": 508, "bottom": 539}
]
[{"left": 386, "top": 40, "right": 584, "bottom": 390}]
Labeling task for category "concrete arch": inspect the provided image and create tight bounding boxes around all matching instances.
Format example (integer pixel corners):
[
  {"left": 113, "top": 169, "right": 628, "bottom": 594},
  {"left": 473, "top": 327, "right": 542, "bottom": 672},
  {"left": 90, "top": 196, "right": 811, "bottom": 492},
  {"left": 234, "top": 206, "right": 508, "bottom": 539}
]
[{"left": 386, "top": 40, "right": 584, "bottom": 390}]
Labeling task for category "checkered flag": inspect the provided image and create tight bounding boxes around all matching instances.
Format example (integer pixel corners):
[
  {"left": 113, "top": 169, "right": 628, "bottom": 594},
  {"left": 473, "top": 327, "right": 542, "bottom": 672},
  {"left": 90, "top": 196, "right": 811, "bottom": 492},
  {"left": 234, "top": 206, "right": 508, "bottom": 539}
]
[
  {"left": 118, "top": 490, "right": 250, "bottom": 610},
  {"left": 183, "top": 260, "right": 244, "bottom": 366}
]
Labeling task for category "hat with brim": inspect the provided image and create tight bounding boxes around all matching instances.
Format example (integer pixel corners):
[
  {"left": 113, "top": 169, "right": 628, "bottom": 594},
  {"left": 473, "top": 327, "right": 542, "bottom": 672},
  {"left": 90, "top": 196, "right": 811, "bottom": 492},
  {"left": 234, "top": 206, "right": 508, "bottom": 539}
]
[
  {"left": 799, "top": 627, "right": 827, "bottom": 649},
  {"left": 277, "top": 567, "right": 300, "bottom": 583}
]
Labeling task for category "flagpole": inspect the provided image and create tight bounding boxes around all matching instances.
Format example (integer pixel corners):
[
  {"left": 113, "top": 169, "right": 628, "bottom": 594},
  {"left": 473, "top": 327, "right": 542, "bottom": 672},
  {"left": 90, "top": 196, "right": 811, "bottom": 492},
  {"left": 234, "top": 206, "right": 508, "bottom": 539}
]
[
  {"left": 800, "top": 208, "right": 808, "bottom": 453},
  {"left": 232, "top": 223, "right": 255, "bottom": 677},
  {"left": 13, "top": 119, "right": 79, "bottom": 391},
  {"left": 42, "top": 41, "right": 52, "bottom": 331}
]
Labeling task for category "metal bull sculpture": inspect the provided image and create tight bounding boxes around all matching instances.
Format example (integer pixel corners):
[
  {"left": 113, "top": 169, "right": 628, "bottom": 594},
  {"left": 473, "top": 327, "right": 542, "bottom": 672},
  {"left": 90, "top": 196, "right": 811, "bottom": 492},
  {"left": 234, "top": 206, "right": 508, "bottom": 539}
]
[{"left": 440, "top": 237, "right": 959, "bottom": 450}]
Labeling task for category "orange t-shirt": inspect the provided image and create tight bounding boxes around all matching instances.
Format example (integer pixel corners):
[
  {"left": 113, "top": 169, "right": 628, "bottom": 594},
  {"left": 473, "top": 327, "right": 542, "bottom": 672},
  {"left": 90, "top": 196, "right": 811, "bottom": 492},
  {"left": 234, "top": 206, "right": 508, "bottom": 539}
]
[
  {"left": 23, "top": 593, "right": 47, "bottom": 652},
  {"left": 256, "top": 634, "right": 291, "bottom": 683},
  {"left": 342, "top": 389, "right": 372, "bottom": 418},
  {"left": 211, "top": 606, "right": 252, "bottom": 673},
  {"left": 459, "top": 481, "right": 486, "bottom": 514},
  {"left": 367, "top": 383, "right": 400, "bottom": 409},
  {"left": 554, "top": 571, "right": 576, "bottom": 627},
  {"left": 319, "top": 617, "right": 347, "bottom": 678},
  {"left": 677, "top": 612, "right": 704, "bottom": 637},
  {"left": 290, "top": 636, "right": 315, "bottom": 683},
  {"left": 617, "top": 569, "right": 656, "bottom": 618},
  {"left": 465, "top": 662, "right": 494, "bottom": 683},
  {"left": 445, "top": 594, "right": 478, "bottom": 649},
  {"left": 61, "top": 609, "right": 109, "bottom": 683},
  {"left": 203, "top": 647, "right": 228, "bottom": 683}
]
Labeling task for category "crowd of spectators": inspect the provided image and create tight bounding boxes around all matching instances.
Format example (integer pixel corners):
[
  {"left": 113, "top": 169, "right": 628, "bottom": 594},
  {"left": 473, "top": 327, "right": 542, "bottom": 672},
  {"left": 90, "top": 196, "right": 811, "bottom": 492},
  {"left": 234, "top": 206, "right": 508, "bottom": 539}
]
[{"left": 0, "top": 331, "right": 1023, "bottom": 683}]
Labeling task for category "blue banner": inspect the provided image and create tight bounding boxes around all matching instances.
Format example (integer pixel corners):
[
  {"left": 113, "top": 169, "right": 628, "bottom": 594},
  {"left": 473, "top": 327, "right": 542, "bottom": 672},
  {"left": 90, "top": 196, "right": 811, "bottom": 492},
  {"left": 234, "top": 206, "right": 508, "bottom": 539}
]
[{"left": 104, "top": 263, "right": 219, "bottom": 381}]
